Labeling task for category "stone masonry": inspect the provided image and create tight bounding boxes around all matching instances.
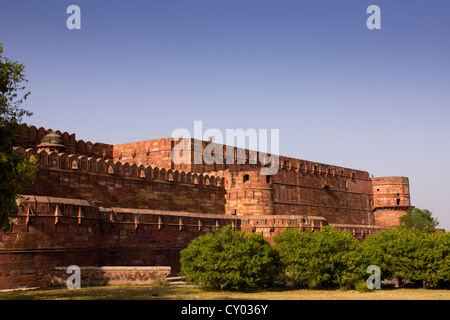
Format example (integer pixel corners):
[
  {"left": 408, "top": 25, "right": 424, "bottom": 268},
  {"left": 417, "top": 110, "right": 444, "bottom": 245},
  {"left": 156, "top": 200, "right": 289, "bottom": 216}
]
[{"left": 0, "top": 126, "right": 412, "bottom": 289}]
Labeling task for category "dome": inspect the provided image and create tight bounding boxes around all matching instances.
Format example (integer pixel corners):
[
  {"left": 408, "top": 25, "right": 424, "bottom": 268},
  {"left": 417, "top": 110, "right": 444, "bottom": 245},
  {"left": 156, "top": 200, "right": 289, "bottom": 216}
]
[{"left": 37, "top": 131, "right": 66, "bottom": 149}]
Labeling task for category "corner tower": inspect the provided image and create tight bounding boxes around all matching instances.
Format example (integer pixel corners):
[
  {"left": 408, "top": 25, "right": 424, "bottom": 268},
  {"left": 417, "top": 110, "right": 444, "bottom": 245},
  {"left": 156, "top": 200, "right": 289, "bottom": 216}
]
[{"left": 371, "top": 176, "right": 411, "bottom": 228}]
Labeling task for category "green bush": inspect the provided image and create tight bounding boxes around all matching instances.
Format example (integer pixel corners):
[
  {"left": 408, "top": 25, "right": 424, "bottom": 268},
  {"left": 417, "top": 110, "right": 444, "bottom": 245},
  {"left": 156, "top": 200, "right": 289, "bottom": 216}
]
[
  {"left": 179, "top": 224, "right": 449, "bottom": 291},
  {"left": 362, "top": 227, "right": 450, "bottom": 288},
  {"left": 273, "top": 226, "right": 366, "bottom": 290},
  {"left": 179, "top": 226, "right": 281, "bottom": 290}
]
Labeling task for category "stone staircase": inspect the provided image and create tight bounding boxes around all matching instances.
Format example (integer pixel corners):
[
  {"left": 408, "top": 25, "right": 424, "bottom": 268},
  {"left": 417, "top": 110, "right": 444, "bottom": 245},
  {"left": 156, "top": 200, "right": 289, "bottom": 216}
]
[{"left": 165, "top": 276, "right": 196, "bottom": 287}]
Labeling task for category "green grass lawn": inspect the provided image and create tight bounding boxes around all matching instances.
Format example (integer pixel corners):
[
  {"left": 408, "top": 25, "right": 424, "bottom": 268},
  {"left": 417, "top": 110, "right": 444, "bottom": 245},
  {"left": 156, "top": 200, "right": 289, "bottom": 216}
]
[{"left": 0, "top": 284, "right": 449, "bottom": 300}]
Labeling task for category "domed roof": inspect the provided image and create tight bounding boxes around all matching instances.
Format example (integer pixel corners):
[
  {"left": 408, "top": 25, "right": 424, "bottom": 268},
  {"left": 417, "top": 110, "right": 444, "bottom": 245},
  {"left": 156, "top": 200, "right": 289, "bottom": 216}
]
[{"left": 37, "top": 131, "right": 65, "bottom": 149}]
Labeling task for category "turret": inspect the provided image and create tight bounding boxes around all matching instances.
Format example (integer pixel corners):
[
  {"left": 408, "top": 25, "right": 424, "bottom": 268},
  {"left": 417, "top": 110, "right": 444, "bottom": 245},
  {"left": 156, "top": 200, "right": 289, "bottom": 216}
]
[
  {"left": 224, "top": 170, "right": 274, "bottom": 216},
  {"left": 371, "top": 176, "right": 411, "bottom": 227}
]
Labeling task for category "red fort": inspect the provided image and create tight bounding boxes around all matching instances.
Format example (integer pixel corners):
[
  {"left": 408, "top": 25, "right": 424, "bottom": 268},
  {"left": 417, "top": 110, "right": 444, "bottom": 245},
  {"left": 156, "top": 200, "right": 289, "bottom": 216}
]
[{"left": 0, "top": 126, "right": 411, "bottom": 289}]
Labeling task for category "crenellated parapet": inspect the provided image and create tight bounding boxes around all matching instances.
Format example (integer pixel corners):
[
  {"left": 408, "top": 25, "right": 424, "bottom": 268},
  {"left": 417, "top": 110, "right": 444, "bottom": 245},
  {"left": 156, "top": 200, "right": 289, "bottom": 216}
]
[
  {"left": 0, "top": 195, "right": 237, "bottom": 290},
  {"left": 14, "top": 125, "right": 113, "bottom": 159},
  {"left": 26, "top": 149, "right": 226, "bottom": 188},
  {"left": 276, "top": 156, "right": 371, "bottom": 181},
  {"left": 2, "top": 125, "right": 413, "bottom": 291},
  {"left": 21, "top": 149, "right": 227, "bottom": 214}
]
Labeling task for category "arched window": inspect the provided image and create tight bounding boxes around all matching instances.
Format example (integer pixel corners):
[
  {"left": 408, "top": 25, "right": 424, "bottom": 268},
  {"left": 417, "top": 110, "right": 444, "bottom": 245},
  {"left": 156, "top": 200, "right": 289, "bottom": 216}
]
[{"left": 243, "top": 174, "right": 250, "bottom": 183}]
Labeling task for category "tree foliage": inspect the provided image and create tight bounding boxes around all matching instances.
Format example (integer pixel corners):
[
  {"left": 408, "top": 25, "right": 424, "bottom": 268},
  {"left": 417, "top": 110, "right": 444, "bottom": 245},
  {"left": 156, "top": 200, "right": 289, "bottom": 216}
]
[
  {"left": 273, "top": 226, "right": 367, "bottom": 290},
  {"left": 180, "top": 221, "right": 449, "bottom": 291},
  {"left": 179, "top": 226, "right": 281, "bottom": 290},
  {"left": 0, "top": 43, "right": 37, "bottom": 231},
  {"left": 362, "top": 226, "right": 450, "bottom": 288},
  {"left": 400, "top": 207, "right": 439, "bottom": 232}
]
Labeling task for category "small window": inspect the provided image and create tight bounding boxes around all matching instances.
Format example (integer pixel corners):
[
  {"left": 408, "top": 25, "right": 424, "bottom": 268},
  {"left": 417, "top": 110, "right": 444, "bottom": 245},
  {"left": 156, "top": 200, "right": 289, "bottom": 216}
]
[
  {"left": 396, "top": 199, "right": 400, "bottom": 205},
  {"left": 243, "top": 174, "right": 250, "bottom": 183},
  {"left": 266, "top": 175, "right": 271, "bottom": 184}
]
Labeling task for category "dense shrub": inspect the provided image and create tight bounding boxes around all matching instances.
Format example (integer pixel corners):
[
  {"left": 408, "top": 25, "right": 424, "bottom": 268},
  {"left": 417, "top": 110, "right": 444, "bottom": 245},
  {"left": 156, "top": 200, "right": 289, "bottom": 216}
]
[
  {"left": 362, "top": 227, "right": 450, "bottom": 288},
  {"left": 273, "top": 226, "right": 366, "bottom": 289},
  {"left": 179, "top": 226, "right": 281, "bottom": 290},
  {"left": 180, "top": 225, "right": 449, "bottom": 290}
]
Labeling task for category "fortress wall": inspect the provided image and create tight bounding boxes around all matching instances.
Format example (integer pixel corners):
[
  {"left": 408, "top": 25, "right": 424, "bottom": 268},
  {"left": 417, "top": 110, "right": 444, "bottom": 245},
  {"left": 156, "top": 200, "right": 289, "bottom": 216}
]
[
  {"left": 0, "top": 196, "right": 238, "bottom": 290},
  {"left": 271, "top": 164, "right": 374, "bottom": 225},
  {"left": 0, "top": 196, "right": 102, "bottom": 290},
  {"left": 0, "top": 195, "right": 382, "bottom": 290},
  {"left": 373, "top": 209, "right": 408, "bottom": 228},
  {"left": 114, "top": 138, "right": 264, "bottom": 173},
  {"left": 218, "top": 156, "right": 374, "bottom": 225},
  {"left": 113, "top": 138, "right": 173, "bottom": 168},
  {"left": 15, "top": 125, "right": 113, "bottom": 159},
  {"left": 22, "top": 149, "right": 227, "bottom": 215},
  {"left": 114, "top": 137, "right": 377, "bottom": 181},
  {"left": 239, "top": 215, "right": 328, "bottom": 243}
]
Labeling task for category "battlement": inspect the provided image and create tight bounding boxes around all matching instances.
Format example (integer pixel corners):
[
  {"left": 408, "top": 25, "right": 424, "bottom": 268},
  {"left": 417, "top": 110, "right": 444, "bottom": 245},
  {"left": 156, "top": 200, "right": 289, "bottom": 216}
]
[
  {"left": 15, "top": 125, "right": 113, "bottom": 159},
  {"left": 2, "top": 125, "right": 412, "bottom": 290},
  {"left": 277, "top": 155, "right": 371, "bottom": 180},
  {"left": 0, "top": 194, "right": 384, "bottom": 289},
  {"left": 19, "top": 148, "right": 227, "bottom": 215},
  {"left": 113, "top": 136, "right": 372, "bottom": 181},
  {"left": 14, "top": 126, "right": 410, "bottom": 224},
  {"left": 16, "top": 147, "right": 226, "bottom": 189}
]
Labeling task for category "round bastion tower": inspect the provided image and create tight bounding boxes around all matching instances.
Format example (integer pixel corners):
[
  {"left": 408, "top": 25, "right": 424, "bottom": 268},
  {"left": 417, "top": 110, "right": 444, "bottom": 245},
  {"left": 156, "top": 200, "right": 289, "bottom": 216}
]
[
  {"left": 371, "top": 176, "right": 411, "bottom": 228},
  {"left": 224, "top": 170, "right": 275, "bottom": 216}
]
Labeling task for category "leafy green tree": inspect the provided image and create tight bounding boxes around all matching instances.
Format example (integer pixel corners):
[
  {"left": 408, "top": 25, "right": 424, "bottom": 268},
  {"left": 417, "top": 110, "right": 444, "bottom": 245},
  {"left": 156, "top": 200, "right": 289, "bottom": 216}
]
[
  {"left": 273, "top": 226, "right": 366, "bottom": 290},
  {"left": 400, "top": 207, "right": 439, "bottom": 232},
  {"left": 414, "top": 231, "right": 450, "bottom": 288},
  {"left": 180, "top": 226, "right": 281, "bottom": 290},
  {"left": 0, "top": 43, "right": 37, "bottom": 231},
  {"left": 363, "top": 227, "right": 420, "bottom": 286},
  {"left": 362, "top": 227, "right": 450, "bottom": 288}
]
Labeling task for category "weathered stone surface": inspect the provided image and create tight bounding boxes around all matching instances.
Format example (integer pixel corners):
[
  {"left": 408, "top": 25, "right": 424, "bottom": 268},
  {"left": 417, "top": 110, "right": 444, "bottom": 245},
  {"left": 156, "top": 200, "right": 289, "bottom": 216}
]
[
  {"left": 48, "top": 266, "right": 171, "bottom": 286},
  {"left": 0, "top": 126, "right": 412, "bottom": 290}
]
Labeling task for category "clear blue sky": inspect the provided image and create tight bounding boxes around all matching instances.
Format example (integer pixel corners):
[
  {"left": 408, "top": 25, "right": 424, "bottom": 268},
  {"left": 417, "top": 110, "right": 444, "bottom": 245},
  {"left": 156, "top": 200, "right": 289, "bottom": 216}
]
[{"left": 1, "top": 1, "right": 449, "bottom": 229}]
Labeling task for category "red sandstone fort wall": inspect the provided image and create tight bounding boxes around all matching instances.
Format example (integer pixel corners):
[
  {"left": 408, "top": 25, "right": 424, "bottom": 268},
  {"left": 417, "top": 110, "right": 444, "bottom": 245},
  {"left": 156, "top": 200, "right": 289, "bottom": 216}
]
[
  {"left": 0, "top": 196, "right": 237, "bottom": 290},
  {"left": 272, "top": 165, "right": 374, "bottom": 225},
  {"left": 1, "top": 126, "right": 410, "bottom": 290},
  {"left": 222, "top": 159, "right": 375, "bottom": 225},
  {"left": 113, "top": 138, "right": 173, "bottom": 168},
  {"left": 15, "top": 125, "right": 113, "bottom": 159},
  {"left": 20, "top": 149, "right": 226, "bottom": 214}
]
